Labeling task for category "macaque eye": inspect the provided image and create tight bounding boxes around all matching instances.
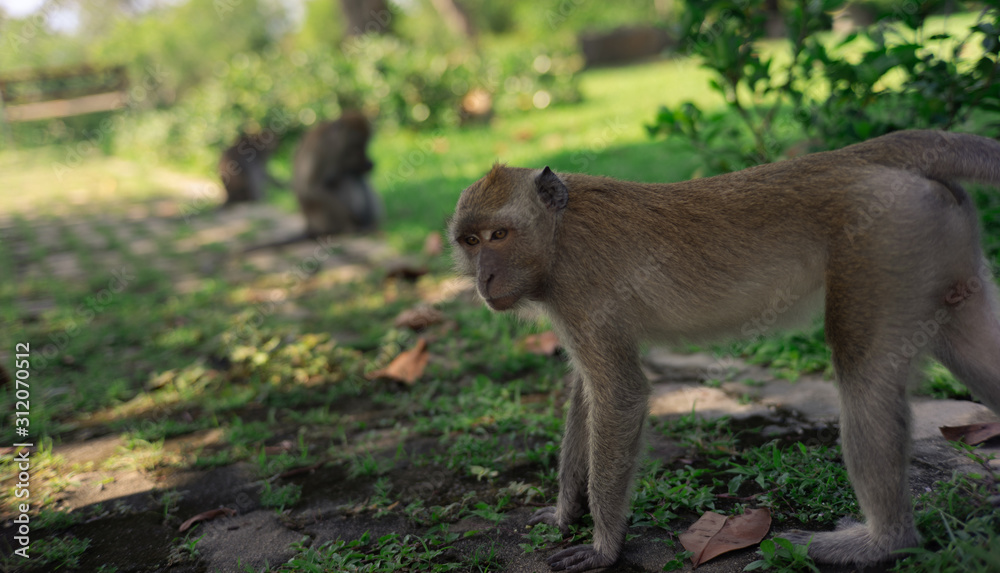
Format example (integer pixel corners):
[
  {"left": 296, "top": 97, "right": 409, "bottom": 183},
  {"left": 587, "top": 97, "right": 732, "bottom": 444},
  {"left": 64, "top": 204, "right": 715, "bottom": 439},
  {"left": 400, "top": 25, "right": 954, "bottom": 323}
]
[
  {"left": 465, "top": 235, "right": 480, "bottom": 246},
  {"left": 491, "top": 229, "right": 508, "bottom": 240}
]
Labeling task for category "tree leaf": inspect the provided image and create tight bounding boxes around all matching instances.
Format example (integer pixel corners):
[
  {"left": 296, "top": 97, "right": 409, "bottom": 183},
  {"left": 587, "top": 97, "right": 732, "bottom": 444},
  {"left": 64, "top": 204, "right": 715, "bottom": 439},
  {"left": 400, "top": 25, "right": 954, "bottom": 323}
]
[
  {"left": 368, "top": 338, "right": 430, "bottom": 385},
  {"left": 940, "top": 422, "right": 1000, "bottom": 445},
  {"left": 680, "top": 508, "right": 772, "bottom": 567}
]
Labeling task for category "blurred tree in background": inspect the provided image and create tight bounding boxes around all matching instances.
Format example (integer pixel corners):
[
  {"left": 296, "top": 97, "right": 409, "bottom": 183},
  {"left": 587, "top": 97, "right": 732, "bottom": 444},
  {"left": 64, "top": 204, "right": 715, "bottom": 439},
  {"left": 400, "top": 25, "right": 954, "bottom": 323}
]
[
  {"left": 0, "top": 0, "right": 667, "bottom": 165},
  {"left": 6, "top": 0, "right": 1000, "bottom": 179}
]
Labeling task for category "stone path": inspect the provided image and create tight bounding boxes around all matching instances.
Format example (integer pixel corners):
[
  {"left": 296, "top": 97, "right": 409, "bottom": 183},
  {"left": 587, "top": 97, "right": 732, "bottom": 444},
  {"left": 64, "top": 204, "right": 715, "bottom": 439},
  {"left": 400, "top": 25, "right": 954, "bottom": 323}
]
[
  {"left": 42, "top": 345, "right": 1000, "bottom": 573},
  {"left": 5, "top": 156, "right": 999, "bottom": 572}
]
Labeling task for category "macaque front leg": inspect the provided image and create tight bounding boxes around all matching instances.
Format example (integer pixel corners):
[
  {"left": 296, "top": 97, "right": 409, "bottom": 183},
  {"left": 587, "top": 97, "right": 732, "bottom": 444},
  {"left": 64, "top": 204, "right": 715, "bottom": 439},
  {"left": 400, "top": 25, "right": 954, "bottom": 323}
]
[
  {"left": 528, "top": 373, "right": 590, "bottom": 532},
  {"left": 547, "top": 352, "right": 649, "bottom": 572}
]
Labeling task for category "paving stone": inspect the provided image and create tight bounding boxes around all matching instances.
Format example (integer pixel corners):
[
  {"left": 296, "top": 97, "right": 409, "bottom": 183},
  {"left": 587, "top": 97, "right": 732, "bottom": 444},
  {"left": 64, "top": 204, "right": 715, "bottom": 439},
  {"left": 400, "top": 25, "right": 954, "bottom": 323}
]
[
  {"left": 174, "top": 273, "right": 207, "bottom": 295},
  {"left": 649, "top": 381, "right": 771, "bottom": 420},
  {"left": 56, "top": 469, "right": 158, "bottom": 512},
  {"left": 92, "top": 252, "right": 128, "bottom": 273},
  {"left": 125, "top": 203, "right": 153, "bottom": 220},
  {"left": 14, "top": 297, "right": 57, "bottom": 319},
  {"left": 197, "top": 510, "right": 302, "bottom": 573},
  {"left": 129, "top": 237, "right": 158, "bottom": 256},
  {"left": 644, "top": 347, "right": 732, "bottom": 382},
  {"left": 56, "top": 434, "right": 125, "bottom": 466},
  {"left": 910, "top": 398, "right": 1000, "bottom": 441},
  {"left": 74, "top": 223, "right": 111, "bottom": 250},
  {"left": 34, "top": 223, "right": 65, "bottom": 252},
  {"left": 727, "top": 375, "right": 842, "bottom": 423},
  {"left": 46, "top": 252, "right": 84, "bottom": 280},
  {"left": 109, "top": 222, "right": 138, "bottom": 245},
  {"left": 14, "top": 157, "right": 1000, "bottom": 573},
  {"left": 144, "top": 217, "right": 174, "bottom": 237}
]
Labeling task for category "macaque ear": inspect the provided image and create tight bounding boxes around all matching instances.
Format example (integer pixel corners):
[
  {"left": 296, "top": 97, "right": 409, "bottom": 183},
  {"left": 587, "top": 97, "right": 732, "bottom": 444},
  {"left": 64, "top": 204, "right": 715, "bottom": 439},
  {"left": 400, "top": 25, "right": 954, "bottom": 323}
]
[{"left": 536, "top": 166, "right": 568, "bottom": 211}]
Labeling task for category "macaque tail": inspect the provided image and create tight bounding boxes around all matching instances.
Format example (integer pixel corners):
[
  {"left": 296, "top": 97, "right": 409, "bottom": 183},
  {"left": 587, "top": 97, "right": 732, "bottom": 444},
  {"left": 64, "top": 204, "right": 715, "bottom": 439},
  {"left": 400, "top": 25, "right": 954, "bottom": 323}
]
[{"left": 855, "top": 130, "right": 1000, "bottom": 188}]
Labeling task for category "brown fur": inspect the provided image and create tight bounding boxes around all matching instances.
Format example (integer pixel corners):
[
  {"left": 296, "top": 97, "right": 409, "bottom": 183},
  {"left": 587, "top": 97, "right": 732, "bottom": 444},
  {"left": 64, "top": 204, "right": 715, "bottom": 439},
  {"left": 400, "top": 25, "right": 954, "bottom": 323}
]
[
  {"left": 292, "top": 111, "right": 380, "bottom": 236},
  {"left": 218, "top": 131, "right": 281, "bottom": 205},
  {"left": 449, "top": 130, "right": 1000, "bottom": 572}
]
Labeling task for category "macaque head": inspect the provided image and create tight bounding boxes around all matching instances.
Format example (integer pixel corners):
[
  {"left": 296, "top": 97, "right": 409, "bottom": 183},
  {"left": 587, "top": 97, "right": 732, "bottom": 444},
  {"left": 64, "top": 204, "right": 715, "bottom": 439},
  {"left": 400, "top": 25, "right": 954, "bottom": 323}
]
[
  {"left": 449, "top": 164, "right": 568, "bottom": 310},
  {"left": 320, "top": 111, "right": 374, "bottom": 187}
]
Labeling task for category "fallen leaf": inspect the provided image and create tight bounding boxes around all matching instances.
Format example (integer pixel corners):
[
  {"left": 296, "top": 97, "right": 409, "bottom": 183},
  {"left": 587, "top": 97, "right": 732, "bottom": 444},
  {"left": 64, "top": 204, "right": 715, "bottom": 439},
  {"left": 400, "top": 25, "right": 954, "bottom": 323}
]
[
  {"left": 424, "top": 232, "right": 444, "bottom": 256},
  {"left": 277, "top": 459, "right": 327, "bottom": 479},
  {"left": 178, "top": 507, "right": 237, "bottom": 532},
  {"left": 385, "top": 263, "right": 428, "bottom": 282},
  {"left": 368, "top": 338, "right": 430, "bottom": 385},
  {"left": 419, "top": 276, "right": 474, "bottom": 305},
  {"left": 0, "top": 446, "right": 36, "bottom": 456},
  {"left": 679, "top": 508, "right": 771, "bottom": 567},
  {"left": 520, "top": 331, "right": 560, "bottom": 355},
  {"left": 940, "top": 422, "right": 1000, "bottom": 445},
  {"left": 394, "top": 305, "right": 444, "bottom": 330},
  {"left": 264, "top": 440, "right": 295, "bottom": 455}
]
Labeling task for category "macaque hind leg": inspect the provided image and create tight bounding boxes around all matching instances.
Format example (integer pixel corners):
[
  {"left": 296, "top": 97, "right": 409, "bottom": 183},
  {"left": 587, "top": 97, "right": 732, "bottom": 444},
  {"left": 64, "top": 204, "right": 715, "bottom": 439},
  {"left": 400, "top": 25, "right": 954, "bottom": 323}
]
[
  {"left": 788, "top": 361, "right": 920, "bottom": 565},
  {"left": 786, "top": 278, "right": 921, "bottom": 565}
]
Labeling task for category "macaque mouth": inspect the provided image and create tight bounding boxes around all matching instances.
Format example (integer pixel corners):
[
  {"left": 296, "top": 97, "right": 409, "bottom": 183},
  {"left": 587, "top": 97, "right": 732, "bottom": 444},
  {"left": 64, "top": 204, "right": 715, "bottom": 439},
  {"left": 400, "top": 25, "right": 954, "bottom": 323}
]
[{"left": 484, "top": 291, "right": 521, "bottom": 310}]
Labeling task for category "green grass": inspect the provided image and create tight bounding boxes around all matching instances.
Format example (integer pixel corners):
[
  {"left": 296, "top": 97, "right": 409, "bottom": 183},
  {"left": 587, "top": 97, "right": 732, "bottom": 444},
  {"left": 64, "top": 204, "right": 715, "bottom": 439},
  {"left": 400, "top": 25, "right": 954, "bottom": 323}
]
[
  {"left": 260, "top": 482, "right": 303, "bottom": 511},
  {"left": 279, "top": 532, "right": 462, "bottom": 573},
  {"left": 0, "top": 536, "right": 91, "bottom": 571},
  {"left": 746, "top": 537, "right": 820, "bottom": 572},
  {"left": 2, "top": 50, "right": 999, "bottom": 572},
  {"left": 363, "top": 57, "right": 722, "bottom": 252},
  {"left": 896, "top": 446, "right": 1000, "bottom": 572}
]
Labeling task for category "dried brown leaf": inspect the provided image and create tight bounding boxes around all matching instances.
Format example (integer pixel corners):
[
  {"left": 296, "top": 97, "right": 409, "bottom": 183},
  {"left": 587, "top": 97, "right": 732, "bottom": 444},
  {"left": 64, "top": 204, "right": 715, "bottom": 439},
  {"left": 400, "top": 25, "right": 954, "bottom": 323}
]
[
  {"left": 394, "top": 305, "right": 445, "bottom": 331},
  {"left": 368, "top": 338, "right": 430, "bottom": 385},
  {"left": 940, "top": 422, "right": 1000, "bottom": 445},
  {"left": 178, "top": 507, "right": 237, "bottom": 532},
  {"left": 385, "top": 263, "right": 428, "bottom": 282},
  {"left": 679, "top": 508, "right": 772, "bottom": 567},
  {"left": 520, "top": 331, "right": 560, "bottom": 355},
  {"left": 264, "top": 440, "right": 295, "bottom": 455},
  {"left": 278, "top": 460, "right": 327, "bottom": 479}
]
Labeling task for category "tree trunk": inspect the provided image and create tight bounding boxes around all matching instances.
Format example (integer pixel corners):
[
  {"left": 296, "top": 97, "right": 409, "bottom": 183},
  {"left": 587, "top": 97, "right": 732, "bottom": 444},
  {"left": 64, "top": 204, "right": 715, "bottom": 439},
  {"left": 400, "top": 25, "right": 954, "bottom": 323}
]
[
  {"left": 340, "top": 0, "right": 392, "bottom": 36},
  {"left": 429, "top": 0, "right": 476, "bottom": 40}
]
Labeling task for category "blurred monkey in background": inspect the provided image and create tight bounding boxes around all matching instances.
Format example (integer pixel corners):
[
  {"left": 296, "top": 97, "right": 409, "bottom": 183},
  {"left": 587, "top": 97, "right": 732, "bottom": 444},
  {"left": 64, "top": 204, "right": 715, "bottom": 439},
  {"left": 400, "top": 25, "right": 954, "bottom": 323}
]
[
  {"left": 218, "top": 130, "right": 282, "bottom": 205},
  {"left": 292, "top": 111, "right": 380, "bottom": 236}
]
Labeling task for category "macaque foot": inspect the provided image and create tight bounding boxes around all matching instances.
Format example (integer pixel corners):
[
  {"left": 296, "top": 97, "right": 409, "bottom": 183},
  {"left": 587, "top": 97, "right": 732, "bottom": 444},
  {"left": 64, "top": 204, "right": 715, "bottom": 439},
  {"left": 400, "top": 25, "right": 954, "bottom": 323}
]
[
  {"left": 527, "top": 506, "right": 570, "bottom": 535},
  {"left": 784, "top": 518, "right": 920, "bottom": 566},
  {"left": 547, "top": 544, "right": 617, "bottom": 572}
]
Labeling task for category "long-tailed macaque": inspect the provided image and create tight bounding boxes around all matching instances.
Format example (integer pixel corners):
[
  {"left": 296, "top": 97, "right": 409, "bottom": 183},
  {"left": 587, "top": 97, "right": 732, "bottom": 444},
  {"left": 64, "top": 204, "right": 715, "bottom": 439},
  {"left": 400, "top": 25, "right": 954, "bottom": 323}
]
[
  {"left": 449, "top": 130, "right": 1000, "bottom": 572},
  {"left": 292, "top": 111, "right": 380, "bottom": 237},
  {"left": 219, "top": 130, "right": 281, "bottom": 205}
]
